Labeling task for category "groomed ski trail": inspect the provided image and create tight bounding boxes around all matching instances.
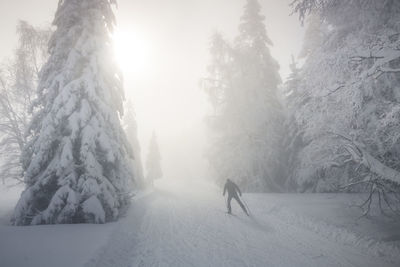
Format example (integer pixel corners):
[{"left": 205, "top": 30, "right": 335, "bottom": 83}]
[{"left": 85, "top": 179, "right": 399, "bottom": 267}]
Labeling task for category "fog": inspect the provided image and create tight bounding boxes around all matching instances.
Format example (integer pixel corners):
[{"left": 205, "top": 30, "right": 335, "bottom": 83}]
[
  {"left": 1, "top": 1, "right": 400, "bottom": 265},
  {"left": 0, "top": 0, "right": 304, "bottom": 181}
]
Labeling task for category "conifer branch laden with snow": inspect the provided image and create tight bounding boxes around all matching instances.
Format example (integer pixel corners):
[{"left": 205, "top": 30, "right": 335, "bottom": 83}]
[{"left": 12, "top": 0, "right": 140, "bottom": 225}]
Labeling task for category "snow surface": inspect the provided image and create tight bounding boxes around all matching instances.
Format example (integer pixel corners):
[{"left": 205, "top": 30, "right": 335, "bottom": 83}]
[{"left": 1, "top": 180, "right": 400, "bottom": 267}]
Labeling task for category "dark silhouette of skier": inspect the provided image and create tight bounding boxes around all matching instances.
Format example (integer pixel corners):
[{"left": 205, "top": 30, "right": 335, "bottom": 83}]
[{"left": 223, "top": 179, "right": 249, "bottom": 216}]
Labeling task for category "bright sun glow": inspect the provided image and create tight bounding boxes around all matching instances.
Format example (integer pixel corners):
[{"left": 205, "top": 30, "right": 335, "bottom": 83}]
[{"left": 113, "top": 29, "right": 153, "bottom": 77}]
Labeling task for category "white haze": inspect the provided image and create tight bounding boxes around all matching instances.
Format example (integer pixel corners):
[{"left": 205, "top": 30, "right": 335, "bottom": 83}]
[{"left": 0, "top": 0, "right": 304, "bottom": 181}]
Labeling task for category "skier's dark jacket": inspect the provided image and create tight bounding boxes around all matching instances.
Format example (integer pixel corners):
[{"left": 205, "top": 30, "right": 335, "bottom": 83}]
[{"left": 223, "top": 179, "right": 242, "bottom": 197}]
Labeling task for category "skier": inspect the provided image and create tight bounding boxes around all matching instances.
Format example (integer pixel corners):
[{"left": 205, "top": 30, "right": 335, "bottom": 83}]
[{"left": 223, "top": 179, "right": 249, "bottom": 216}]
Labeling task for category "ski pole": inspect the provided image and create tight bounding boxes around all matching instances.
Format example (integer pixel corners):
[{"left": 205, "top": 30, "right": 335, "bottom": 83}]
[{"left": 242, "top": 196, "right": 252, "bottom": 216}]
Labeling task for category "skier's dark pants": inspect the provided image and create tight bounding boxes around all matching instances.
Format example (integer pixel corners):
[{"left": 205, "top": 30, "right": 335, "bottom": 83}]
[{"left": 227, "top": 194, "right": 247, "bottom": 214}]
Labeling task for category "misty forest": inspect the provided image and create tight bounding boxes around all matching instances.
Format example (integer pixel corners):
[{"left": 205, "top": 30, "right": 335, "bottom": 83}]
[{"left": 1, "top": 0, "right": 400, "bottom": 266}]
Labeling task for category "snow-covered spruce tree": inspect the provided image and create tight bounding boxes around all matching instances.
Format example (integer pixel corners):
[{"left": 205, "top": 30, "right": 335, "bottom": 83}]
[
  {"left": 12, "top": 0, "right": 139, "bottom": 225},
  {"left": 203, "top": 32, "right": 235, "bottom": 185},
  {"left": 123, "top": 99, "right": 144, "bottom": 184},
  {"left": 288, "top": 0, "right": 400, "bottom": 206},
  {"left": 145, "top": 132, "right": 162, "bottom": 185},
  {"left": 204, "top": 0, "right": 285, "bottom": 192}
]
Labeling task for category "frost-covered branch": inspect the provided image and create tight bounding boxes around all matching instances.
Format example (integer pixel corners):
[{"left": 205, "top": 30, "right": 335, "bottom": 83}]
[{"left": 330, "top": 132, "right": 400, "bottom": 217}]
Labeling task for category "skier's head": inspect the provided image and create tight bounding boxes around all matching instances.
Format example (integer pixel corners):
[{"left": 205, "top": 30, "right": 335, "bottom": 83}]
[{"left": 227, "top": 178, "right": 231, "bottom": 183}]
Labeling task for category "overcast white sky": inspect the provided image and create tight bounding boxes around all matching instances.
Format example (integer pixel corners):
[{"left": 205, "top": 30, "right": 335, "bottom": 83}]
[{"left": 0, "top": 0, "right": 304, "bottom": 179}]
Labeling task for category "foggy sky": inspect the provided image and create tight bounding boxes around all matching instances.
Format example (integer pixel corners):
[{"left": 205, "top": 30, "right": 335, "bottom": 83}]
[{"left": 0, "top": 0, "right": 304, "bottom": 179}]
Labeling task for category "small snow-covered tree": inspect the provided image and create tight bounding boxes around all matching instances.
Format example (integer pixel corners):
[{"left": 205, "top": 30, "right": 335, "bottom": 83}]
[
  {"left": 12, "top": 0, "right": 139, "bottom": 225},
  {"left": 204, "top": 0, "right": 285, "bottom": 192},
  {"left": 145, "top": 132, "right": 162, "bottom": 185},
  {"left": 0, "top": 21, "right": 51, "bottom": 184},
  {"left": 123, "top": 99, "right": 144, "bottom": 184}
]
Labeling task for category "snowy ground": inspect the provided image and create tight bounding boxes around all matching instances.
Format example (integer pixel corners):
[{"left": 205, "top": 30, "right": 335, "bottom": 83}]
[{"left": 1, "top": 179, "right": 400, "bottom": 267}]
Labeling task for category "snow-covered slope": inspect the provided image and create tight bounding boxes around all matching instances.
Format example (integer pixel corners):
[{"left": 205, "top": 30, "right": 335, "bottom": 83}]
[
  {"left": 0, "top": 186, "right": 22, "bottom": 226},
  {"left": 0, "top": 186, "right": 114, "bottom": 267},
  {"left": 1, "top": 180, "right": 399, "bottom": 267}
]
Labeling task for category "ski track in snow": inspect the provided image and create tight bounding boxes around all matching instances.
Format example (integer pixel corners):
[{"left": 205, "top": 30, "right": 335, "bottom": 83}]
[{"left": 85, "top": 180, "right": 399, "bottom": 267}]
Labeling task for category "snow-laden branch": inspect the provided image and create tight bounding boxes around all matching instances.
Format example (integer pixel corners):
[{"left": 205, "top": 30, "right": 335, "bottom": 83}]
[
  {"left": 344, "top": 142, "right": 400, "bottom": 185},
  {"left": 355, "top": 45, "right": 400, "bottom": 78},
  {"left": 330, "top": 132, "right": 400, "bottom": 185},
  {"left": 328, "top": 132, "right": 400, "bottom": 217}
]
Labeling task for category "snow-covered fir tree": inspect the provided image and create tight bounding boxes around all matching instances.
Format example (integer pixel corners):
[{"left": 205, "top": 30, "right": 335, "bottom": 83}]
[
  {"left": 123, "top": 99, "right": 144, "bottom": 185},
  {"left": 204, "top": 0, "right": 285, "bottom": 192},
  {"left": 145, "top": 132, "right": 162, "bottom": 185},
  {"left": 287, "top": 0, "right": 400, "bottom": 200},
  {"left": 12, "top": 0, "right": 140, "bottom": 225}
]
